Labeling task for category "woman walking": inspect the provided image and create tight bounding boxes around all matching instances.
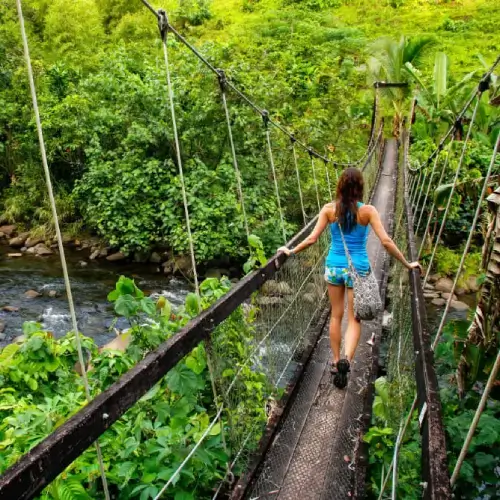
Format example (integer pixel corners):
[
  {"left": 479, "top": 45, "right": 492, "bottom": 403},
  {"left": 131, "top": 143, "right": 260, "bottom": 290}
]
[{"left": 278, "top": 167, "right": 421, "bottom": 388}]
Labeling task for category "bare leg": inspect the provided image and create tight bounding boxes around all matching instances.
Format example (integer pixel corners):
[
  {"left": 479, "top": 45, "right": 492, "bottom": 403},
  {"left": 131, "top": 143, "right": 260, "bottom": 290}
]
[
  {"left": 327, "top": 284, "right": 345, "bottom": 364},
  {"left": 344, "top": 288, "right": 361, "bottom": 362}
]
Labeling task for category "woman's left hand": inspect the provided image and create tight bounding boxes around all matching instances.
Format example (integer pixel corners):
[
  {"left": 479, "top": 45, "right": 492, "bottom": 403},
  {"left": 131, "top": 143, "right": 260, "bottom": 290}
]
[{"left": 278, "top": 246, "right": 292, "bottom": 256}]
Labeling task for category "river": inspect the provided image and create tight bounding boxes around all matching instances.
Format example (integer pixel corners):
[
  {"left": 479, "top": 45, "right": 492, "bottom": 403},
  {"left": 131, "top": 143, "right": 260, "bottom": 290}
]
[{"left": 0, "top": 245, "right": 190, "bottom": 348}]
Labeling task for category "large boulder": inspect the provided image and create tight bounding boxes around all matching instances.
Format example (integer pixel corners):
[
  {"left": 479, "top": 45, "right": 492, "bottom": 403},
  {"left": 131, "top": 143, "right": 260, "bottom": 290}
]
[
  {"left": 34, "top": 243, "right": 53, "bottom": 256},
  {"left": 0, "top": 225, "right": 16, "bottom": 236},
  {"left": 442, "top": 292, "right": 458, "bottom": 301},
  {"left": 466, "top": 276, "right": 480, "bottom": 293},
  {"left": 432, "top": 298, "right": 446, "bottom": 307},
  {"left": 107, "top": 251, "right": 126, "bottom": 262},
  {"left": 25, "top": 237, "right": 43, "bottom": 248},
  {"left": 150, "top": 252, "right": 162, "bottom": 264},
  {"left": 450, "top": 300, "right": 469, "bottom": 311},
  {"left": 9, "top": 233, "right": 29, "bottom": 247},
  {"left": 435, "top": 277, "right": 454, "bottom": 293}
]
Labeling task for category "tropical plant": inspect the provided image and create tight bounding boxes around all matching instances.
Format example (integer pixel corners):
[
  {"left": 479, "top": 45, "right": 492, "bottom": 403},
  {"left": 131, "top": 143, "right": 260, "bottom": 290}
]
[{"left": 367, "top": 35, "right": 435, "bottom": 137}]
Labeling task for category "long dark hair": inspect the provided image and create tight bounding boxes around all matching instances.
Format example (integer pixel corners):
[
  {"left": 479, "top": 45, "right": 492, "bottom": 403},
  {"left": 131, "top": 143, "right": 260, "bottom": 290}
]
[{"left": 335, "top": 167, "right": 364, "bottom": 233}]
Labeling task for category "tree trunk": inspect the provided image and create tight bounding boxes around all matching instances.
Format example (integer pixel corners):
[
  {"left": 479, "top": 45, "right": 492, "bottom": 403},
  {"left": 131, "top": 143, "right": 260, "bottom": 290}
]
[{"left": 457, "top": 187, "right": 500, "bottom": 397}]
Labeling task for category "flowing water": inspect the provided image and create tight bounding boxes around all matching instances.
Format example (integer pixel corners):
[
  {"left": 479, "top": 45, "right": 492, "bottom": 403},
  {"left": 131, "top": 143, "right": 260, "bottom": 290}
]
[{"left": 0, "top": 245, "right": 190, "bottom": 348}]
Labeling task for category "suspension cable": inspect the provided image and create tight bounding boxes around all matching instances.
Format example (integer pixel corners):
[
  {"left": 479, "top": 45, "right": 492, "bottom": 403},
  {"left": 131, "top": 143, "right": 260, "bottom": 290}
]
[
  {"left": 291, "top": 136, "right": 307, "bottom": 225},
  {"left": 450, "top": 349, "right": 500, "bottom": 486},
  {"left": 417, "top": 140, "right": 454, "bottom": 258},
  {"left": 324, "top": 159, "right": 333, "bottom": 201},
  {"left": 15, "top": 1, "right": 110, "bottom": 498},
  {"left": 309, "top": 152, "right": 322, "bottom": 211},
  {"left": 158, "top": 10, "right": 199, "bottom": 294},
  {"left": 263, "top": 111, "right": 287, "bottom": 243},
  {"left": 423, "top": 95, "right": 482, "bottom": 286},
  {"left": 217, "top": 69, "right": 250, "bottom": 241},
  {"left": 432, "top": 131, "right": 500, "bottom": 349}
]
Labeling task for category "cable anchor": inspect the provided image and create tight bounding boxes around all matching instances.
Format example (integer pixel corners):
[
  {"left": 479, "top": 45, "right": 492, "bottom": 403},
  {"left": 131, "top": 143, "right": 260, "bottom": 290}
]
[
  {"left": 157, "top": 9, "right": 169, "bottom": 41},
  {"left": 217, "top": 68, "right": 228, "bottom": 92},
  {"left": 261, "top": 109, "right": 270, "bottom": 129}
]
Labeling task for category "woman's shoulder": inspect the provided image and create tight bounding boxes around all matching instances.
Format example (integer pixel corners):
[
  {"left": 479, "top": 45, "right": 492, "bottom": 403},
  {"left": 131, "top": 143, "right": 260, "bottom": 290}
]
[
  {"left": 358, "top": 203, "right": 377, "bottom": 224},
  {"left": 321, "top": 202, "right": 336, "bottom": 222}
]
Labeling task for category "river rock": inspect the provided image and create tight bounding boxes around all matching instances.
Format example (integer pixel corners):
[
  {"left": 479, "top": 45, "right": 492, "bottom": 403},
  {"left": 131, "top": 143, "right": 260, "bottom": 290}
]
[
  {"left": 9, "top": 235, "right": 28, "bottom": 247},
  {"left": 424, "top": 292, "right": 440, "bottom": 299},
  {"left": 435, "top": 277, "right": 454, "bottom": 293},
  {"left": 133, "top": 251, "right": 150, "bottom": 263},
  {"left": 450, "top": 300, "right": 469, "bottom": 311},
  {"left": 34, "top": 243, "right": 53, "bottom": 256},
  {"left": 303, "top": 292, "right": 316, "bottom": 304},
  {"left": 455, "top": 286, "right": 467, "bottom": 296},
  {"left": 442, "top": 292, "right": 458, "bottom": 301},
  {"left": 79, "top": 261, "right": 88, "bottom": 268},
  {"left": 0, "top": 333, "right": 5, "bottom": 341},
  {"left": 424, "top": 283, "right": 435, "bottom": 291},
  {"left": 99, "top": 248, "right": 108, "bottom": 258},
  {"left": 262, "top": 280, "right": 293, "bottom": 296},
  {"left": 150, "top": 252, "right": 162, "bottom": 264},
  {"left": 2, "top": 306, "right": 19, "bottom": 312},
  {"left": 428, "top": 273, "right": 441, "bottom": 283},
  {"left": 107, "top": 251, "right": 126, "bottom": 262},
  {"left": 0, "top": 225, "right": 16, "bottom": 236},
  {"left": 48, "top": 290, "right": 59, "bottom": 298},
  {"left": 26, "top": 247, "right": 36, "bottom": 254},
  {"left": 173, "top": 255, "right": 192, "bottom": 274},
  {"left": 0, "top": 232, "right": 5, "bottom": 239},
  {"left": 25, "top": 237, "right": 42, "bottom": 248},
  {"left": 8, "top": 253, "right": 22, "bottom": 258},
  {"left": 466, "top": 276, "right": 479, "bottom": 293},
  {"left": 382, "top": 311, "right": 393, "bottom": 328},
  {"left": 205, "top": 268, "right": 230, "bottom": 279},
  {"left": 24, "top": 290, "right": 41, "bottom": 299},
  {"left": 89, "top": 249, "right": 100, "bottom": 260},
  {"left": 256, "top": 296, "right": 283, "bottom": 307},
  {"left": 432, "top": 298, "right": 446, "bottom": 306},
  {"left": 0, "top": 321, "right": 5, "bottom": 333}
]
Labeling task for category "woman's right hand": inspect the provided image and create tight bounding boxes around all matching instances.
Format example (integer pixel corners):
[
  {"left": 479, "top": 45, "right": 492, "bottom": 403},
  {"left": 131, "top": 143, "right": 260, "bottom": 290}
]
[{"left": 407, "top": 261, "right": 423, "bottom": 274}]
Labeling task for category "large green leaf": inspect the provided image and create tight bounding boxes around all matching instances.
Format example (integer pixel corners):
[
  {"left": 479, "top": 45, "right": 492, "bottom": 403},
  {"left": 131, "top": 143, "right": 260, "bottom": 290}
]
[
  {"left": 166, "top": 364, "right": 204, "bottom": 395},
  {"left": 433, "top": 52, "right": 448, "bottom": 109},
  {"left": 114, "top": 294, "right": 139, "bottom": 318}
]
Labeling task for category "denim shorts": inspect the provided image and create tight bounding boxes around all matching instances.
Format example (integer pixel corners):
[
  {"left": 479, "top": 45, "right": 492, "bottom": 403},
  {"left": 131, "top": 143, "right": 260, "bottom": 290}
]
[{"left": 324, "top": 266, "right": 370, "bottom": 288}]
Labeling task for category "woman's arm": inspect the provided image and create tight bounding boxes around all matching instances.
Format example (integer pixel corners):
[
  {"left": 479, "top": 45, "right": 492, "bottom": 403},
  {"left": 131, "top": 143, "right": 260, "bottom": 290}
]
[
  {"left": 368, "top": 206, "right": 422, "bottom": 272},
  {"left": 278, "top": 204, "right": 331, "bottom": 256}
]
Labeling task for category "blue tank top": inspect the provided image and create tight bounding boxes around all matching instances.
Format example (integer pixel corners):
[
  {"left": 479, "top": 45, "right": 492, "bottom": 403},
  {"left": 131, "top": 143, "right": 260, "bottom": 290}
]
[{"left": 326, "top": 202, "right": 370, "bottom": 273}]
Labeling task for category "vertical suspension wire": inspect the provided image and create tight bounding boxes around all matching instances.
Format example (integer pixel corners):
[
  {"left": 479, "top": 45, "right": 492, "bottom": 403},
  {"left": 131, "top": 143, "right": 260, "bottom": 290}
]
[
  {"left": 423, "top": 95, "right": 482, "bottom": 286},
  {"left": 291, "top": 137, "right": 307, "bottom": 226},
  {"left": 158, "top": 10, "right": 199, "bottom": 294},
  {"left": 263, "top": 111, "right": 287, "bottom": 243},
  {"left": 410, "top": 169, "right": 423, "bottom": 207},
  {"left": 432, "top": 131, "right": 500, "bottom": 349},
  {"left": 450, "top": 350, "right": 500, "bottom": 486},
  {"left": 15, "top": 1, "right": 111, "bottom": 498},
  {"left": 324, "top": 159, "right": 333, "bottom": 202},
  {"left": 418, "top": 140, "right": 454, "bottom": 259},
  {"left": 413, "top": 169, "right": 428, "bottom": 223},
  {"left": 309, "top": 152, "right": 321, "bottom": 211},
  {"left": 415, "top": 149, "right": 441, "bottom": 236},
  {"left": 217, "top": 70, "right": 250, "bottom": 241}
]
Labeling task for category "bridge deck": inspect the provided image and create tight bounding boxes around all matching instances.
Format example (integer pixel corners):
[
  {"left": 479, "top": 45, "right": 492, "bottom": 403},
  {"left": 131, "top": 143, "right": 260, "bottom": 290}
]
[{"left": 245, "top": 140, "right": 398, "bottom": 500}]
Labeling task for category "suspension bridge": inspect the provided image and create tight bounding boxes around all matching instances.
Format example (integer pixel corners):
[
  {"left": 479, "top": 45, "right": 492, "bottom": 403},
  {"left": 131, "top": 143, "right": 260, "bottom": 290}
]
[{"left": 1, "top": 0, "right": 499, "bottom": 499}]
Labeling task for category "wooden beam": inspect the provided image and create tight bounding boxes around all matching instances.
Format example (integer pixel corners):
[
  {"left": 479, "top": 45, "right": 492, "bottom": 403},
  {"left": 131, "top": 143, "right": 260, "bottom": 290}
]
[{"left": 0, "top": 218, "right": 317, "bottom": 500}]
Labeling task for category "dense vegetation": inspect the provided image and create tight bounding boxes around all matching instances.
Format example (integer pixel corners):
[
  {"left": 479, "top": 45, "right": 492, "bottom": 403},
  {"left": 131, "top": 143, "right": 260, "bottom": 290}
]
[
  {"left": 1, "top": 0, "right": 498, "bottom": 261},
  {"left": 1, "top": 0, "right": 500, "bottom": 498}
]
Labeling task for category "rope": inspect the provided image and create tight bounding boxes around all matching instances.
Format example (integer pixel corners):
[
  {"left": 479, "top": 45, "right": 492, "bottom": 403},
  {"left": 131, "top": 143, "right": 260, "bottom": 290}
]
[
  {"left": 15, "top": 1, "right": 110, "bottom": 498},
  {"left": 410, "top": 169, "right": 422, "bottom": 206},
  {"left": 291, "top": 138, "right": 307, "bottom": 225},
  {"left": 432, "top": 131, "right": 500, "bottom": 349},
  {"left": 413, "top": 169, "right": 428, "bottom": 219},
  {"left": 423, "top": 95, "right": 481, "bottom": 286},
  {"left": 450, "top": 349, "right": 500, "bottom": 486},
  {"left": 218, "top": 70, "right": 250, "bottom": 241},
  {"left": 158, "top": 10, "right": 199, "bottom": 294},
  {"left": 310, "top": 153, "right": 321, "bottom": 211},
  {"left": 263, "top": 113, "right": 287, "bottom": 243}
]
